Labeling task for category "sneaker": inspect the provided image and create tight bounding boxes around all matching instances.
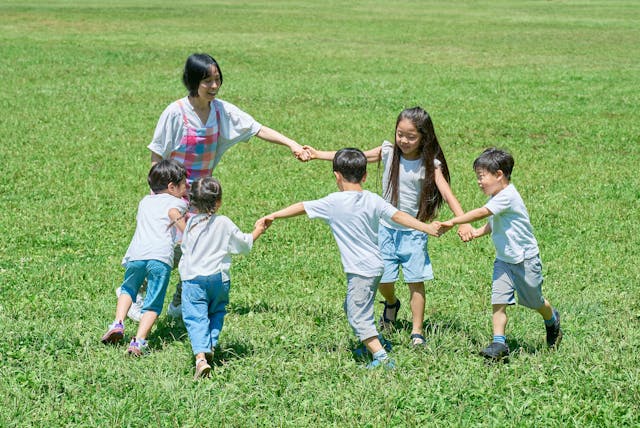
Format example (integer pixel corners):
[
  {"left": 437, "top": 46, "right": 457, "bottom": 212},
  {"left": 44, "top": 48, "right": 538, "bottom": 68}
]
[
  {"left": 194, "top": 358, "right": 211, "bottom": 379},
  {"left": 167, "top": 302, "right": 182, "bottom": 319},
  {"left": 480, "top": 341, "right": 509, "bottom": 360},
  {"left": 546, "top": 309, "right": 563, "bottom": 348},
  {"left": 379, "top": 299, "right": 401, "bottom": 331},
  {"left": 353, "top": 336, "right": 392, "bottom": 359},
  {"left": 101, "top": 321, "right": 124, "bottom": 344},
  {"left": 126, "top": 337, "right": 148, "bottom": 357},
  {"left": 115, "top": 286, "right": 144, "bottom": 322},
  {"left": 366, "top": 357, "right": 396, "bottom": 370}
]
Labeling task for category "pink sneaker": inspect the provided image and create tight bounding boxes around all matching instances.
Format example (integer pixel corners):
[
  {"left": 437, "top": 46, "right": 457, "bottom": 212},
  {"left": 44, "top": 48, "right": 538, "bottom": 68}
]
[{"left": 101, "top": 321, "right": 124, "bottom": 344}]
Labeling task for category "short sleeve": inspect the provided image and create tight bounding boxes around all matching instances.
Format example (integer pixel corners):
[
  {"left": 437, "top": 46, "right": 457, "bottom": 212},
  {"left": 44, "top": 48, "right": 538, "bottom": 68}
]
[
  {"left": 303, "top": 195, "right": 333, "bottom": 222},
  {"left": 485, "top": 191, "right": 510, "bottom": 216},
  {"left": 147, "top": 102, "right": 185, "bottom": 158},
  {"left": 216, "top": 100, "right": 262, "bottom": 145}
]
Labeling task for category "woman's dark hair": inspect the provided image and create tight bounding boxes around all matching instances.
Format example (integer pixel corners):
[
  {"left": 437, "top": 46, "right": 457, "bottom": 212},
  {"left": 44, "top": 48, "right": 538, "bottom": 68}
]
[
  {"left": 147, "top": 159, "right": 187, "bottom": 193},
  {"left": 189, "top": 177, "right": 223, "bottom": 215},
  {"left": 333, "top": 148, "right": 367, "bottom": 183},
  {"left": 385, "top": 107, "right": 450, "bottom": 222},
  {"left": 182, "top": 53, "right": 223, "bottom": 97}
]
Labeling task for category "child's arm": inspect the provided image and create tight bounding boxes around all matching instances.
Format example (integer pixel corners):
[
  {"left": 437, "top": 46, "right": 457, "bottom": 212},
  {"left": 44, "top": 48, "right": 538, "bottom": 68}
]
[
  {"left": 256, "top": 126, "right": 310, "bottom": 161},
  {"left": 252, "top": 217, "right": 269, "bottom": 241},
  {"left": 303, "top": 145, "right": 382, "bottom": 163},
  {"left": 390, "top": 210, "right": 447, "bottom": 237},
  {"left": 441, "top": 207, "right": 492, "bottom": 238},
  {"left": 434, "top": 167, "right": 474, "bottom": 242},
  {"left": 259, "top": 202, "right": 307, "bottom": 229},
  {"left": 168, "top": 208, "right": 187, "bottom": 232}
]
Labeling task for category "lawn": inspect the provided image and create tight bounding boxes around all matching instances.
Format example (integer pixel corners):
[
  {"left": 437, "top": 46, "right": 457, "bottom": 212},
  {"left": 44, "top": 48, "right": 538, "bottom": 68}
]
[{"left": 0, "top": 0, "right": 639, "bottom": 426}]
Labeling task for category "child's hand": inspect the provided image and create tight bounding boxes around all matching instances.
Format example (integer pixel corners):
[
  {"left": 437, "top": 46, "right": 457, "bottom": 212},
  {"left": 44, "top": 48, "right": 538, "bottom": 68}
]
[
  {"left": 302, "top": 145, "right": 318, "bottom": 160},
  {"left": 292, "top": 144, "right": 311, "bottom": 162},
  {"left": 457, "top": 223, "right": 474, "bottom": 242},
  {"left": 425, "top": 221, "right": 448, "bottom": 237}
]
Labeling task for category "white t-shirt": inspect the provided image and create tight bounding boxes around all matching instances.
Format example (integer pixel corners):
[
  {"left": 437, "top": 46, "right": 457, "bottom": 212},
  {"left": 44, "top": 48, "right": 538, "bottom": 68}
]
[
  {"left": 178, "top": 214, "right": 253, "bottom": 282},
  {"left": 303, "top": 190, "right": 399, "bottom": 276},
  {"left": 147, "top": 97, "right": 263, "bottom": 171},
  {"left": 380, "top": 140, "right": 441, "bottom": 230},
  {"left": 122, "top": 194, "right": 188, "bottom": 267},
  {"left": 485, "top": 183, "right": 539, "bottom": 264}
]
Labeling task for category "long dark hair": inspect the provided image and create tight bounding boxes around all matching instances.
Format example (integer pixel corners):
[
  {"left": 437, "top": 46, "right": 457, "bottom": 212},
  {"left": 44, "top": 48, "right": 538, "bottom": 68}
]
[{"left": 384, "top": 107, "right": 450, "bottom": 222}]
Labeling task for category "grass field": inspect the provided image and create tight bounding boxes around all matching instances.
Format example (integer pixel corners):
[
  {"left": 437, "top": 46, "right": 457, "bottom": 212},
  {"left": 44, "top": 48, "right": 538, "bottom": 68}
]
[{"left": 1, "top": 0, "right": 639, "bottom": 426}]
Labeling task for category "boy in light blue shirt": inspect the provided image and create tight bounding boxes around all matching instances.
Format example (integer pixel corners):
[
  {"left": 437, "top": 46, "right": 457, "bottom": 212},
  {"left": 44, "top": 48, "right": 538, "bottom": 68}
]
[
  {"left": 442, "top": 148, "right": 562, "bottom": 360},
  {"left": 262, "top": 148, "right": 445, "bottom": 368}
]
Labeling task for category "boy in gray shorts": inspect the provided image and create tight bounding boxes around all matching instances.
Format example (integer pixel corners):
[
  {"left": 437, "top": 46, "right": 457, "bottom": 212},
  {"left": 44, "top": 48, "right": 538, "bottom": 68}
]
[
  {"left": 441, "top": 148, "right": 562, "bottom": 360},
  {"left": 261, "top": 148, "right": 446, "bottom": 368}
]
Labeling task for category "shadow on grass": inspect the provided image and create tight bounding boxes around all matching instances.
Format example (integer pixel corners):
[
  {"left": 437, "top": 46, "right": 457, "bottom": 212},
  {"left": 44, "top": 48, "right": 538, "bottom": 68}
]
[
  {"left": 227, "top": 300, "right": 277, "bottom": 315},
  {"left": 210, "top": 341, "right": 254, "bottom": 366},
  {"left": 149, "top": 316, "right": 188, "bottom": 347}
]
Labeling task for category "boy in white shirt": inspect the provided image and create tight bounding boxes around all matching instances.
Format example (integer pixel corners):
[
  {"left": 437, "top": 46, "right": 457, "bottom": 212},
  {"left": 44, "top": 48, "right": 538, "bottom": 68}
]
[
  {"left": 261, "top": 148, "right": 445, "bottom": 369},
  {"left": 101, "top": 160, "right": 188, "bottom": 356},
  {"left": 441, "top": 148, "right": 562, "bottom": 360}
]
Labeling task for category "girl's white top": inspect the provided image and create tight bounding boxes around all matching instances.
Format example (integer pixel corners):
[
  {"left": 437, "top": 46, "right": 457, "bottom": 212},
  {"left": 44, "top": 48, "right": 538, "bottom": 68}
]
[
  {"left": 178, "top": 213, "right": 253, "bottom": 282},
  {"left": 380, "top": 140, "right": 441, "bottom": 230},
  {"left": 122, "top": 194, "right": 188, "bottom": 267}
]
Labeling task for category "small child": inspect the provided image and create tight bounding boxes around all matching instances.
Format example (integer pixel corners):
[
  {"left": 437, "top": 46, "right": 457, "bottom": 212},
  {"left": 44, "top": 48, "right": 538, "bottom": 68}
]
[
  {"left": 261, "top": 148, "right": 445, "bottom": 369},
  {"left": 441, "top": 148, "right": 562, "bottom": 360},
  {"left": 101, "top": 160, "right": 188, "bottom": 356},
  {"left": 178, "top": 177, "right": 268, "bottom": 379}
]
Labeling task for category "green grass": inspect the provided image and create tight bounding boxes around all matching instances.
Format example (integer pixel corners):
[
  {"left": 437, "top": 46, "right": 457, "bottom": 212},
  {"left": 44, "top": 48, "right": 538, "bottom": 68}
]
[{"left": 1, "top": 0, "right": 639, "bottom": 426}]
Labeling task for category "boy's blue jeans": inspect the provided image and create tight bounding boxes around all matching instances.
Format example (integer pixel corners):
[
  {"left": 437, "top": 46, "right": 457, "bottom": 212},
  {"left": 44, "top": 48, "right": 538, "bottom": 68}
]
[
  {"left": 181, "top": 272, "right": 230, "bottom": 355},
  {"left": 120, "top": 260, "right": 172, "bottom": 315}
]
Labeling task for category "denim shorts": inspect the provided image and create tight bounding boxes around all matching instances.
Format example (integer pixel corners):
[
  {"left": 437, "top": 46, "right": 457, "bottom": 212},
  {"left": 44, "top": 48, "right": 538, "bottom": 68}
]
[
  {"left": 491, "top": 255, "right": 545, "bottom": 309},
  {"left": 379, "top": 225, "right": 433, "bottom": 283},
  {"left": 120, "top": 260, "right": 172, "bottom": 315},
  {"left": 343, "top": 273, "right": 381, "bottom": 341}
]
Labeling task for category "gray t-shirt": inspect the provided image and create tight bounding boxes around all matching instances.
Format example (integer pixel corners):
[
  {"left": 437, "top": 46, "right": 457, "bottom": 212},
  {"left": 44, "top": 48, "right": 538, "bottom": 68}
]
[
  {"left": 485, "top": 183, "right": 539, "bottom": 263},
  {"left": 303, "top": 190, "right": 398, "bottom": 276}
]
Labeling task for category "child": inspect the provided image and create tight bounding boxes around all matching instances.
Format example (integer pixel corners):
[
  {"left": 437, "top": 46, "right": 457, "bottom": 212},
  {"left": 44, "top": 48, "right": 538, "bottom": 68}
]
[
  {"left": 303, "top": 107, "right": 472, "bottom": 347},
  {"left": 178, "top": 177, "right": 268, "bottom": 379},
  {"left": 441, "top": 148, "right": 562, "bottom": 360},
  {"left": 124, "top": 52, "right": 311, "bottom": 320},
  {"left": 101, "top": 160, "right": 188, "bottom": 356},
  {"left": 261, "top": 148, "right": 445, "bottom": 369}
]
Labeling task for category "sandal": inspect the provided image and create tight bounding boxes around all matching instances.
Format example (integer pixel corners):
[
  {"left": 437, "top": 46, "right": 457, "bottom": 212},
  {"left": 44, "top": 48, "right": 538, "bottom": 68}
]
[
  {"left": 410, "top": 333, "right": 427, "bottom": 348},
  {"left": 378, "top": 299, "right": 401, "bottom": 330},
  {"left": 194, "top": 358, "right": 211, "bottom": 380}
]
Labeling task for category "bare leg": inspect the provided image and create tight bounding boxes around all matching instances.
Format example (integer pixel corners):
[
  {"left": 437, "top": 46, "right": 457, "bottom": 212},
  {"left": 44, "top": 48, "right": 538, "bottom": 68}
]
[
  {"left": 135, "top": 311, "right": 158, "bottom": 340},
  {"left": 378, "top": 282, "right": 397, "bottom": 305},
  {"left": 492, "top": 304, "right": 508, "bottom": 336},
  {"left": 536, "top": 299, "right": 553, "bottom": 320},
  {"left": 115, "top": 294, "right": 133, "bottom": 323},
  {"left": 408, "top": 282, "right": 425, "bottom": 335},
  {"left": 362, "top": 336, "right": 383, "bottom": 354}
]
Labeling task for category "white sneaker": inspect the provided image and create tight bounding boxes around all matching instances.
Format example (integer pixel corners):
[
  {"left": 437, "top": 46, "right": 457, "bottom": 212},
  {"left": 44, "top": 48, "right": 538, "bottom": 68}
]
[
  {"left": 167, "top": 302, "right": 182, "bottom": 319},
  {"left": 115, "top": 286, "right": 144, "bottom": 322}
]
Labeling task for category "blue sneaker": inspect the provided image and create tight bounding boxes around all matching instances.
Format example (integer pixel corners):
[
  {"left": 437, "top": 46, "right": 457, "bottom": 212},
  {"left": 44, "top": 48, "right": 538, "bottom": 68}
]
[
  {"left": 353, "top": 335, "right": 392, "bottom": 358},
  {"left": 366, "top": 357, "right": 396, "bottom": 370}
]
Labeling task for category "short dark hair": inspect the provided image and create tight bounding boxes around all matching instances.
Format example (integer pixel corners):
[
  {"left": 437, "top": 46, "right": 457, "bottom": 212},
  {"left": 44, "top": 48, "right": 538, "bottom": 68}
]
[
  {"left": 189, "top": 177, "right": 222, "bottom": 215},
  {"left": 182, "top": 53, "right": 223, "bottom": 97},
  {"left": 473, "top": 148, "right": 514, "bottom": 179},
  {"left": 147, "top": 159, "right": 187, "bottom": 193},
  {"left": 333, "top": 148, "right": 367, "bottom": 183}
]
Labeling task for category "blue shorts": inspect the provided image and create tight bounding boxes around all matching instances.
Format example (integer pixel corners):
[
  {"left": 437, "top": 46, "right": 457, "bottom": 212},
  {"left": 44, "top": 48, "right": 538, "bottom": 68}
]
[
  {"left": 379, "top": 225, "right": 433, "bottom": 283},
  {"left": 491, "top": 256, "right": 545, "bottom": 309},
  {"left": 120, "top": 260, "right": 172, "bottom": 315}
]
